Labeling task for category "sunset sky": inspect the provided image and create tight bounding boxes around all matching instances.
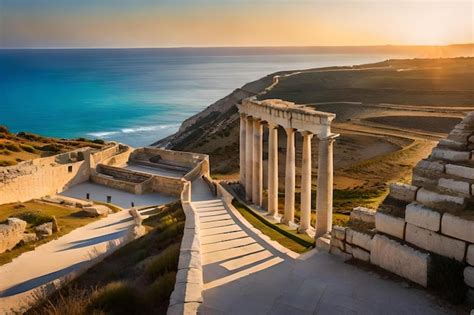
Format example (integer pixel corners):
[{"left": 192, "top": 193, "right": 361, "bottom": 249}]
[{"left": 0, "top": 0, "right": 472, "bottom": 48}]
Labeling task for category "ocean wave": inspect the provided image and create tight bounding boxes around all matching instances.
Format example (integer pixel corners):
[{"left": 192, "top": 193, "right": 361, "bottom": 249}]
[{"left": 87, "top": 124, "right": 180, "bottom": 138}]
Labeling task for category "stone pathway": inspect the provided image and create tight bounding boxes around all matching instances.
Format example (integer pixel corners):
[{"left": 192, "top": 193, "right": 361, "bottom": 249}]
[
  {"left": 0, "top": 192, "right": 174, "bottom": 314},
  {"left": 191, "top": 179, "right": 453, "bottom": 315}
]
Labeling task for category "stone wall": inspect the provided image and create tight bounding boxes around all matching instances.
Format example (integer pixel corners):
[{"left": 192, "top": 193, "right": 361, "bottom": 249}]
[
  {"left": 328, "top": 112, "right": 474, "bottom": 304},
  {"left": 0, "top": 148, "right": 92, "bottom": 204},
  {"left": 0, "top": 218, "right": 27, "bottom": 254}
]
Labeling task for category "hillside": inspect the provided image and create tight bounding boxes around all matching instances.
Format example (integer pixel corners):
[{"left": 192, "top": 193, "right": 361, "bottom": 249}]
[
  {"left": 0, "top": 126, "right": 106, "bottom": 166},
  {"left": 155, "top": 57, "right": 474, "bottom": 212}
]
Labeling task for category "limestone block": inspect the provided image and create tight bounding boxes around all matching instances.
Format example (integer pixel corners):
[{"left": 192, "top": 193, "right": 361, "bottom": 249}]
[
  {"left": 447, "top": 128, "right": 472, "bottom": 143},
  {"left": 178, "top": 251, "right": 202, "bottom": 270},
  {"left": 35, "top": 222, "right": 53, "bottom": 238},
  {"left": 352, "top": 246, "right": 370, "bottom": 262},
  {"left": 0, "top": 218, "right": 27, "bottom": 253},
  {"left": 176, "top": 268, "right": 203, "bottom": 285},
  {"left": 441, "top": 213, "right": 474, "bottom": 243},
  {"left": 415, "top": 160, "right": 445, "bottom": 175},
  {"left": 412, "top": 174, "right": 438, "bottom": 187},
  {"left": 169, "top": 282, "right": 203, "bottom": 305},
  {"left": 405, "top": 224, "right": 466, "bottom": 261},
  {"left": 330, "top": 237, "right": 345, "bottom": 251},
  {"left": 405, "top": 203, "right": 441, "bottom": 232},
  {"left": 431, "top": 148, "right": 470, "bottom": 162},
  {"left": 180, "top": 232, "right": 200, "bottom": 252},
  {"left": 375, "top": 212, "right": 405, "bottom": 239},
  {"left": 445, "top": 164, "right": 474, "bottom": 180},
  {"left": 346, "top": 229, "right": 372, "bottom": 251},
  {"left": 167, "top": 302, "right": 201, "bottom": 315},
  {"left": 438, "top": 178, "right": 470, "bottom": 195},
  {"left": 464, "top": 266, "right": 474, "bottom": 288},
  {"left": 350, "top": 207, "right": 375, "bottom": 224},
  {"left": 467, "top": 245, "right": 474, "bottom": 266},
  {"left": 370, "top": 234, "right": 429, "bottom": 287},
  {"left": 22, "top": 233, "right": 37, "bottom": 243},
  {"left": 416, "top": 188, "right": 466, "bottom": 211},
  {"left": 127, "top": 225, "right": 146, "bottom": 240},
  {"left": 315, "top": 234, "right": 330, "bottom": 252},
  {"left": 438, "top": 139, "right": 467, "bottom": 150},
  {"left": 128, "top": 208, "right": 143, "bottom": 225},
  {"left": 389, "top": 183, "right": 418, "bottom": 202},
  {"left": 83, "top": 205, "right": 110, "bottom": 217},
  {"left": 331, "top": 225, "right": 346, "bottom": 241},
  {"left": 345, "top": 244, "right": 353, "bottom": 254}
]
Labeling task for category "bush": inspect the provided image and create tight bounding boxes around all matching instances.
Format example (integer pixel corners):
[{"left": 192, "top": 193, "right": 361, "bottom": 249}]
[
  {"left": 90, "top": 281, "right": 141, "bottom": 315},
  {"left": 17, "top": 132, "right": 42, "bottom": 141},
  {"left": 92, "top": 139, "right": 105, "bottom": 145},
  {"left": 145, "top": 243, "right": 180, "bottom": 281},
  {"left": 35, "top": 144, "right": 62, "bottom": 153},
  {"left": 146, "top": 271, "right": 176, "bottom": 305},
  {"left": 428, "top": 254, "right": 467, "bottom": 304},
  {"left": 16, "top": 211, "right": 54, "bottom": 227},
  {"left": 0, "top": 126, "right": 9, "bottom": 134},
  {"left": 28, "top": 286, "right": 97, "bottom": 315},
  {"left": 5, "top": 142, "right": 21, "bottom": 152},
  {"left": 20, "top": 144, "right": 36, "bottom": 153},
  {"left": 0, "top": 150, "right": 11, "bottom": 155},
  {"left": 0, "top": 160, "right": 15, "bottom": 166}
]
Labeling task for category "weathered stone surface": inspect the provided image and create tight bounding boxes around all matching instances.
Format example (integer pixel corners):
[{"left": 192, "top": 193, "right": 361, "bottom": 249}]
[
  {"left": 441, "top": 213, "right": 474, "bottom": 243},
  {"left": 315, "top": 234, "right": 330, "bottom": 252},
  {"left": 346, "top": 229, "right": 372, "bottom": 251},
  {"left": 370, "top": 234, "right": 429, "bottom": 287},
  {"left": 169, "top": 282, "right": 203, "bottom": 305},
  {"left": 438, "top": 178, "right": 470, "bottom": 195},
  {"left": 167, "top": 302, "right": 201, "bottom": 315},
  {"left": 51, "top": 216, "right": 60, "bottom": 233},
  {"left": 350, "top": 207, "right": 375, "bottom": 224},
  {"left": 352, "top": 246, "right": 370, "bottom": 262},
  {"left": 405, "top": 224, "right": 466, "bottom": 262},
  {"left": 389, "top": 183, "right": 418, "bottom": 202},
  {"left": 467, "top": 244, "right": 474, "bottom": 266},
  {"left": 330, "top": 237, "right": 345, "bottom": 251},
  {"left": 83, "top": 205, "right": 110, "bottom": 217},
  {"left": 128, "top": 225, "right": 146, "bottom": 240},
  {"left": 416, "top": 188, "right": 466, "bottom": 211},
  {"left": 405, "top": 203, "right": 441, "bottom": 232},
  {"left": 35, "top": 222, "right": 53, "bottom": 238},
  {"left": 0, "top": 218, "right": 27, "bottom": 253},
  {"left": 431, "top": 148, "right": 470, "bottom": 161},
  {"left": 445, "top": 164, "right": 474, "bottom": 180},
  {"left": 447, "top": 128, "right": 472, "bottom": 143},
  {"left": 375, "top": 212, "right": 405, "bottom": 239},
  {"left": 414, "top": 160, "right": 445, "bottom": 175},
  {"left": 464, "top": 266, "right": 474, "bottom": 288},
  {"left": 438, "top": 139, "right": 467, "bottom": 150},
  {"left": 331, "top": 225, "right": 346, "bottom": 241},
  {"left": 22, "top": 233, "right": 37, "bottom": 243},
  {"left": 412, "top": 174, "right": 438, "bottom": 187},
  {"left": 345, "top": 244, "right": 353, "bottom": 254},
  {"left": 129, "top": 207, "right": 143, "bottom": 225}
]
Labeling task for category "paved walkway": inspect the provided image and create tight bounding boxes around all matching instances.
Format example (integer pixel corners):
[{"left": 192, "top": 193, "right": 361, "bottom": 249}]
[
  {"left": 0, "top": 192, "right": 173, "bottom": 314},
  {"left": 191, "top": 179, "right": 452, "bottom": 315}
]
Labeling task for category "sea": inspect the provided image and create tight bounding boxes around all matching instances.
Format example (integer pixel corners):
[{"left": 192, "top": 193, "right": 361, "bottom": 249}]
[{"left": 0, "top": 48, "right": 406, "bottom": 147}]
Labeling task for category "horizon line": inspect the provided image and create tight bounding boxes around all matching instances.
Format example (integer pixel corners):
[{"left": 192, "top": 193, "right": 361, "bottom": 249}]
[{"left": 1, "top": 43, "right": 473, "bottom": 50}]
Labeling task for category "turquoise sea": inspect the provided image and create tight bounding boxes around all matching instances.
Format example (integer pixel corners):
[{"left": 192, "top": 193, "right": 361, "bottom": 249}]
[{"left": 0, "top": 48, "right": 403, "bottom": 147}]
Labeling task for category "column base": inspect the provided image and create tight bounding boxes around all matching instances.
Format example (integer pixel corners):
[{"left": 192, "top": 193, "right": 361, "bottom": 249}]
[
  {"left": 265, "top": 213, "right": 282, "bottom": 224},
  {"left": 280, "top": 218, "right": 299, "bottom": 230},
  {"left": 297, "top": 226, "right": 315, "bottom": 238}
]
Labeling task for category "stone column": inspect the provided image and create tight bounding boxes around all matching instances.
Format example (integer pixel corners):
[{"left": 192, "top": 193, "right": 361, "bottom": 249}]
[
  {"left": 282, "top": 127, "right": 296, "bottom": 225},
  {"left": 315, "top": 134, "right": 338, "bottom": 238},
  {"left": 239, "top": 113, "right": 246, "bottom": 186},
  {"left": 267, "top": 122, "right": 279, "bottom": 218},
  {"left": 245, "top": 116, "right": 254, "bottom": 200},
  {"left": 299, "top": 131, "right": 313, "bottom": 233},
  {"left": 252, "top": 119, "right": 263, "bottom": 206}
]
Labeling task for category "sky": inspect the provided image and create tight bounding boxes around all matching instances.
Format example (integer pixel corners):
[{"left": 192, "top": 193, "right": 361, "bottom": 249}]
[{"left": 0, "top": 0, "right": 472, "bottom": 48}]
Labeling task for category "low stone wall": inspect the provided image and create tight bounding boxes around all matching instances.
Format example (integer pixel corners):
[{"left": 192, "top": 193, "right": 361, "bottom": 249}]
[
  {"left": 0, "top": 148, "right": 92, "bottom": 204},
  {"left": 91, "top": 165, "right": 153, "bottom": 195},
  {"left": 99, "top": 145, "right": 133, "bottom": 168},
  {"left": 168, "top": 180, "right": 203, "bottom": 314},
  {"left": 151, "top": 176, "right": 185, "bottom": 197}
]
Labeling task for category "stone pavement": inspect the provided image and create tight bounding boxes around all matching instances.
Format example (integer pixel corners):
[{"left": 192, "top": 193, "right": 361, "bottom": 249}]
[
  {"left": 0, "top": 191, "right": 174, "bottom": 314},
  {"left": 191, "top": 179, "right": 453, "bottom": 315}
]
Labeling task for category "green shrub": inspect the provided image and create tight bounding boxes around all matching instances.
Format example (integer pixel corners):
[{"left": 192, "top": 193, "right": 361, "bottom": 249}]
[
  {"left": 16, "top": 211, "right": 54, "bottom": 227},
  {"left": 428, "top": 254, "right": 467, "bottom": 304},
  {"left": 20, "top": 144, "right": 36, "bottom": 153},
  {"left": 36, "top": 144, "right": 62, "bottom": 153},
  {"left": 92, "top": 139, "right": 105, "bottom": 145},
  {"left": 145, "top": 243, "right": 180, "bottom": 280},
  {"left": 0, "top": 126, "right": 9, "bottom": 134},
  {"left": 17, "top": 132, "right": 42, "bottom": 141},
  {"left": 0, "top": 150, "right": 11, "bottom": 155},
  {"left": 146, "top": 271, "right": 176, "bottom": 305},
  {"left": 90, "top": 281, "right": 141, "bottom": 315},
  {"left": 5, "top": 142, "right": 21, "bottom": 152}
]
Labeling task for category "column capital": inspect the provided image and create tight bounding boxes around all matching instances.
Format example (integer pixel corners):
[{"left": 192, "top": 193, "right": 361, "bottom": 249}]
[
  {"left": 318, "top": 133, "right": 339, "bottom": 142},
  {"left": 299, "top": 130, "right": 314, "bottom": 138},
  {"left": 267, "top": 121, "right": 279, "bottom": 130},
  {"left": 240, "top": 112, "right": 248, "bottom": 118},
  {"left": 284, "top": 127, "right": 296, "bottom": 134}
]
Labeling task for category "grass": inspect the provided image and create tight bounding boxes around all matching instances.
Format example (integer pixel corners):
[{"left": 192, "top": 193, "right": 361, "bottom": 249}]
[
  {"left": 0, "top": 201, "right": 100, "bottom": 266},
  {"left": 27, "top": 201, "right": 185, "bottom": 315},
  {"left": 232, "top": 199, "right": 313, "bottom": 253}
]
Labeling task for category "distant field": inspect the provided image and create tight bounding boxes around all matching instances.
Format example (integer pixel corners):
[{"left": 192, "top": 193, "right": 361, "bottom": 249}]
[{"left": 364, "top": 116, "right": 461, "bottom": 133}]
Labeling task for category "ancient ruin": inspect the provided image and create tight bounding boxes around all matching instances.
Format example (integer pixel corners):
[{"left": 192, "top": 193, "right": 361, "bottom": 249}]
[{"left": 238, "top": 97, "right": 338, "bottom": 237}]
